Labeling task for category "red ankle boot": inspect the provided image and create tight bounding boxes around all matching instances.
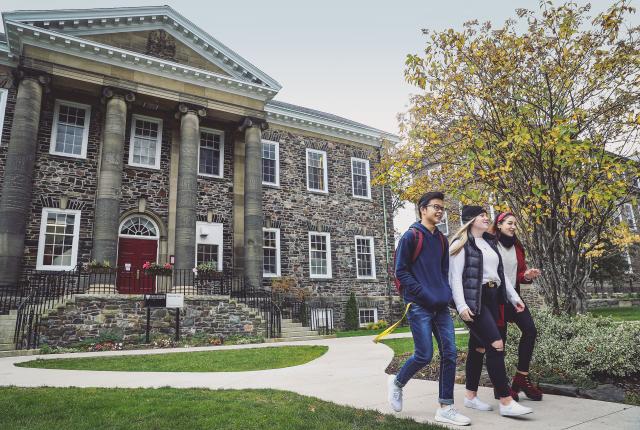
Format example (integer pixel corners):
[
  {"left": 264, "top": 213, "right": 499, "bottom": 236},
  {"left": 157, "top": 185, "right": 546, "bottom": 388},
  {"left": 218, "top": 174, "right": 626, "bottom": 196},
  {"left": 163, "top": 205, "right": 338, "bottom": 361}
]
[
  {"left": 512, "top": 372, "right": 543, "bottom": 401},
  {"left": 494, "top": 386, "right": 520, "bottom": 401}
]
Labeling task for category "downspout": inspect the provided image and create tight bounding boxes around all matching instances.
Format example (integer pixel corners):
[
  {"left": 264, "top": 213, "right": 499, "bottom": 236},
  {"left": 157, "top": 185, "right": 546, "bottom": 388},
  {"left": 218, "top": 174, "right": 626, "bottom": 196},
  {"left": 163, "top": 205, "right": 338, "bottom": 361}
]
[{"left": 382, "top": 185, "right": 391, "bottom": 297}]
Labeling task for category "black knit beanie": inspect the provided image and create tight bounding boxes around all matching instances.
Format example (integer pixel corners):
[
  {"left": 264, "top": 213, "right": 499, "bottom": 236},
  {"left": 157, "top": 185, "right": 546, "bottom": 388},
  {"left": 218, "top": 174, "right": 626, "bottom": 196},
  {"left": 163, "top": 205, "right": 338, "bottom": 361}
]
[{"left": 461, "top": 205, "right": 486, "bottom": 223}]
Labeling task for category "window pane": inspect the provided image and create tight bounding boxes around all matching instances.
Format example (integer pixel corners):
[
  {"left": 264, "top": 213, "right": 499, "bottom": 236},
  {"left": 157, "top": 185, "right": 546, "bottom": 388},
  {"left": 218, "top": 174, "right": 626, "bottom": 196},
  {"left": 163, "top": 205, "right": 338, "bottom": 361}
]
[
  {"left": 307, "top": 152, "right": 326, "bottom": 191},
  {"left": 310, "top": 234, "right": 329, "bottom": 276},
  {"left": 197, "top": 244, "right": 219, "bottom": 266},
  {"left": 262, "top": 142, "right": 277, "bottom": 184},
  {"left": 55, "top": 104, "right": 86, "bottom": 155},
  {"left": 356, "top": 238, "right": 373, "bottom": 277},
  {"left": 199, "top": 131, "right": 222, "bottom": 176},
  {"left": 352, "top": 160, "right": 369, "bottom": 197},
  {"left": 133, "top": 119, "right": 160, "bottom": 167},
  {"left": 42, "top": 211, "right": 76, "bottom": 267}
]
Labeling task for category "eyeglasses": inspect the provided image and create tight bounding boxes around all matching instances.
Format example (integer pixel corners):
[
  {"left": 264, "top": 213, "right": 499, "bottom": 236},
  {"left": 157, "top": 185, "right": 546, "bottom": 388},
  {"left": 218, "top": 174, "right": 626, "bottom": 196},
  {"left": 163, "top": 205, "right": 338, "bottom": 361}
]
[{"left": 425, "top": 204, "right": 446, "bottom": 212}]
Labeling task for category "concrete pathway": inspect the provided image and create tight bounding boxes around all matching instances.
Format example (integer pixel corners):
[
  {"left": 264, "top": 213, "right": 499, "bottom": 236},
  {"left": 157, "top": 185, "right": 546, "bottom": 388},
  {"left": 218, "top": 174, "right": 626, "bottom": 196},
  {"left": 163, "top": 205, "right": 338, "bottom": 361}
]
[{"left": 0, "top": 334, "right": 638, "bottom": 429}]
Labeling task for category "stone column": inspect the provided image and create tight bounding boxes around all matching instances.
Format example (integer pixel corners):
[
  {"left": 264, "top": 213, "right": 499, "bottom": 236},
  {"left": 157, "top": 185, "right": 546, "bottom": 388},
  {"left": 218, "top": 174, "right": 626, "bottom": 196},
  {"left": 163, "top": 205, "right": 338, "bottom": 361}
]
[
  {"left": 92, "top": 89, "right": 134, "bottom": 266},
  {"left": 174, "top": 105, "right": 205, "bottom": 273},
  {"left": 242, "top": 118, "right": 264, "bottom": 291},
  {"left": 0, "top": 74, "right": 48, "bottom": 288}
]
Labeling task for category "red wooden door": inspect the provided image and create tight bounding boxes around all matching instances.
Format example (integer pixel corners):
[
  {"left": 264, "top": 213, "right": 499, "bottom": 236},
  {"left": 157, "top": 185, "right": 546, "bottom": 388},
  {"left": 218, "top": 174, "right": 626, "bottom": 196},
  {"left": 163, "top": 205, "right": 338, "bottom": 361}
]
[{"left": 116, "top": 238, "right": 158, "bottom": 293}]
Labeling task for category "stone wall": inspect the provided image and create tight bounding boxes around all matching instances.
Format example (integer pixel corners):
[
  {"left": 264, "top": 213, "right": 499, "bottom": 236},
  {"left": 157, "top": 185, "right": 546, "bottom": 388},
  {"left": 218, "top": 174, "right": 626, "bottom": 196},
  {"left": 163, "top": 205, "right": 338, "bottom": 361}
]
[{"left": 38, "top": 294, "right": 267, "bottom": 347}]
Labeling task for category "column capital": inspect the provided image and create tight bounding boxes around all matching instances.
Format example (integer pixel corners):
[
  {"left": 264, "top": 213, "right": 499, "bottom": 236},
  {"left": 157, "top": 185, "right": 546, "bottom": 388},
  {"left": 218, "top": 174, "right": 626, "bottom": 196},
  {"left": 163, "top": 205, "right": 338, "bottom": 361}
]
[
  {"left": 13, "top": 68, "right": 51, "bottom": 92},
  {"left": 238, "top": 117, "right": 268, "bottom": 132},
  {"left": 175, "top": 103, "right": 206, "bottom": 119},
  {"left": 101, "top": 87, "right": 136, "bottom": 104}
]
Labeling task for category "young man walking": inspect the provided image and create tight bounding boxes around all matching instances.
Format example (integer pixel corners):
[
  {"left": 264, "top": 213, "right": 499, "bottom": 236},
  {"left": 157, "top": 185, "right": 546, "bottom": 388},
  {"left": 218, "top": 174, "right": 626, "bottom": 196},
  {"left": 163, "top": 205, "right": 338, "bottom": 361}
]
[{"left": 388, "top": 191, "right": 470, "bottom": 426}]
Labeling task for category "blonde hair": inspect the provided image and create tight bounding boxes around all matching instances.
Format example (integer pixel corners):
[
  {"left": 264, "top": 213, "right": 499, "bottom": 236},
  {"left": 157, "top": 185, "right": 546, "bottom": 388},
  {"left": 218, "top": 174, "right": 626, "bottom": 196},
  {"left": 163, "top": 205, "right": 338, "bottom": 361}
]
[{"left": 449, "top": 219, "right": 475, "bottom": 256}]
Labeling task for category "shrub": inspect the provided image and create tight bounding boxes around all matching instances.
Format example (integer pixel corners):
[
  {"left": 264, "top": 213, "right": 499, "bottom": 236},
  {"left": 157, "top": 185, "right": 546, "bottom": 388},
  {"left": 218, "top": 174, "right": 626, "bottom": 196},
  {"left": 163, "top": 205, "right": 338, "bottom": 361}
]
[
  {"left": 344, "top": 292, "right": 359, "bottom": 330},
  {"left": 366, "top": 320, "right": 389, "bottom": 331},
  {"left": 505, "top": 310, "right": 640, "bottom": 386}
]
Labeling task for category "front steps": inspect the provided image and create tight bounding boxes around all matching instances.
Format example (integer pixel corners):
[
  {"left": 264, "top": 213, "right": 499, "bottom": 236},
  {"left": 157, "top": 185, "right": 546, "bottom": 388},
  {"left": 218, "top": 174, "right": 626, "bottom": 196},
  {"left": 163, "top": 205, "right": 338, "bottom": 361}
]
[
  {"left": 267, "top": 318, "right": 336, "bottom": 343},
  {"left": 0, "top": 312, "right": 17, "bottom": 356}
]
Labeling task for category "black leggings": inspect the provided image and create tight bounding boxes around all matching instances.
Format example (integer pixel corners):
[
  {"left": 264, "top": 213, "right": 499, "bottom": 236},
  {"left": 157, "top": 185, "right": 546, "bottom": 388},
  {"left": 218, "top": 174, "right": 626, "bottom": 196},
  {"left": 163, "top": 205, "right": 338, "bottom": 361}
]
[
  {"left": 499, "top": 304, "right": 537, "bottom": 373},
  {"left": 464, "top": 287, "right": 510, "bottom": 398}
]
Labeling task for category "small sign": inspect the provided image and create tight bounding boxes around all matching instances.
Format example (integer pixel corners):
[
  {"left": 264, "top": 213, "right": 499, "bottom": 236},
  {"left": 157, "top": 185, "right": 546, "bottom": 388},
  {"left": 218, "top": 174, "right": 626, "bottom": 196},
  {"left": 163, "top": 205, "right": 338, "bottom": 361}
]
[
  {"left": 166, "top": 293, "right": 184, "bottom": 308},
  {"left": 125, "top": 263, "right": 132, "bottom": 271},
  {"left": 144, "top": 294, "right": 166, "bottom": 308}
]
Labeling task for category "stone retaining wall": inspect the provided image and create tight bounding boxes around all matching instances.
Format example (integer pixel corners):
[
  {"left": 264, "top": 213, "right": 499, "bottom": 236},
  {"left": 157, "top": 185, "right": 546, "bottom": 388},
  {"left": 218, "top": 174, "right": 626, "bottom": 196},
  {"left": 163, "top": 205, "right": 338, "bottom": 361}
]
[{"left": 38, "top": 294, "right": 267, "bottom": 347}]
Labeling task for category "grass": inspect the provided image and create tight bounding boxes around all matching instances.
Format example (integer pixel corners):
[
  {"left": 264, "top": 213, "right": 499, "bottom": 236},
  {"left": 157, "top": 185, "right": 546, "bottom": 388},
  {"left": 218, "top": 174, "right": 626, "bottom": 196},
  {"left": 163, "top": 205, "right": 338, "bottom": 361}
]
[
  {"left": 337, "top": 316, "right": 465, "bottom": 338},
  {"left": 589, "top": 306, "right": 640, "bottom": 321},
  {"left": 381, "top": 333, "right": 470, "bottom": 357},
  {"left": 16, "top": 346, "right": 327, "bottom": 372},
  {"left": 0, "top": 387, "right": 445, "bottom": 430}
]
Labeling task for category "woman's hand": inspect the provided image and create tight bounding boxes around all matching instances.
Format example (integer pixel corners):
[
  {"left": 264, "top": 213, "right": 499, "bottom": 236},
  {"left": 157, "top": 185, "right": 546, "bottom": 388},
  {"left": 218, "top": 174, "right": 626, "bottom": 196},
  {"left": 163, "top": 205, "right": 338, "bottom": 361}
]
[
  {"left": 523, "top": 268, "right": 541, "bottom": 281},
  {"left": 514, "top": 301, "right": 526, "bottom": 313},
  {"left": 460, "top": 308, "right": 475, "bottom": 322}
]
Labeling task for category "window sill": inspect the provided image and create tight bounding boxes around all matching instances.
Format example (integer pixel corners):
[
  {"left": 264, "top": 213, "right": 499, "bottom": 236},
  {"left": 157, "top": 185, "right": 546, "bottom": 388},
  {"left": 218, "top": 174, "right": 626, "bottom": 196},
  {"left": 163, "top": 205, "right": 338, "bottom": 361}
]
[
  {"left": 307, "top": 189, "right": 329, "bottom": 196},
  {"left": 126, "top": 164, "right": 161, "bottom": 172}
]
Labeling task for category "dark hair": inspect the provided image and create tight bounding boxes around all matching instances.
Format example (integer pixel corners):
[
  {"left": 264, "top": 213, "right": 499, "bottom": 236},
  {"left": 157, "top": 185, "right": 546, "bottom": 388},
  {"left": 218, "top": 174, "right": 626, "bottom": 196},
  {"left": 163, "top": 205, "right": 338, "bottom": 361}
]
[{"left": 417, "top": 191, "right": 445, "bottom": 209}]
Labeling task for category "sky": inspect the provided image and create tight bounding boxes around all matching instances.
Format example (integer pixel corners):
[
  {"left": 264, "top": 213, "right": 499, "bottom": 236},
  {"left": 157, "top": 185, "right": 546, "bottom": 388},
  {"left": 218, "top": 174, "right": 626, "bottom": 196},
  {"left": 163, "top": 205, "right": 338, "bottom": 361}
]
[{"left": 3, "top": 0, "right": 637, "bottom": 136}]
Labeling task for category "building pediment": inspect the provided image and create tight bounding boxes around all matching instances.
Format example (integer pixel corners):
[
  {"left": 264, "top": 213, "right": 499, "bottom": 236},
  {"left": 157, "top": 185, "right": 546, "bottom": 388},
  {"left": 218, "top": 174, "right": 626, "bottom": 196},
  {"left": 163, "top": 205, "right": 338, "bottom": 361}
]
[{"left": 1, "top": 6, "right": 281, "bottom": 99}]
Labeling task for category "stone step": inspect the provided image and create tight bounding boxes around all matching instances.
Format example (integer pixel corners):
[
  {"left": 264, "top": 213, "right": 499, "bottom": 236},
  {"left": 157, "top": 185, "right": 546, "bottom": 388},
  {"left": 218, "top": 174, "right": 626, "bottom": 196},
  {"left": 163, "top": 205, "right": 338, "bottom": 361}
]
[
  {"left": 0, "top": 314, "right": 18, "bottom": 320},
  {"left": 267, "top": 334, "right": 336, "bottom": 343},
  {"left": 280, "top": 332, "right": 320, "bottom": 338},
  {"left": 0, "top": 349, "right": 40, "bottom": 358},
  {"left": 0, "top": 343, "right": 15, "bottom": 351}
]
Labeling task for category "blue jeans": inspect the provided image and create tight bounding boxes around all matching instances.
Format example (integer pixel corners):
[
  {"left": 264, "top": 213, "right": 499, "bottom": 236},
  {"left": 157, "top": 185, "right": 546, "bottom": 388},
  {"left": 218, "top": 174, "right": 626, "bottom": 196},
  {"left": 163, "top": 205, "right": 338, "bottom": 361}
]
[{"left": 395, "top": 303, "right": 457, "bottom": 405}]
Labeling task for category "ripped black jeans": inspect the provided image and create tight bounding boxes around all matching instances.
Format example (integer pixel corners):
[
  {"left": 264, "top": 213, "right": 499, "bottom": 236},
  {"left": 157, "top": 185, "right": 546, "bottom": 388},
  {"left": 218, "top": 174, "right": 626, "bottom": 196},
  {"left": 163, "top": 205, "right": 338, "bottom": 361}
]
[{"left": 463, "top": 286, "right": 510, "bottom": 398}]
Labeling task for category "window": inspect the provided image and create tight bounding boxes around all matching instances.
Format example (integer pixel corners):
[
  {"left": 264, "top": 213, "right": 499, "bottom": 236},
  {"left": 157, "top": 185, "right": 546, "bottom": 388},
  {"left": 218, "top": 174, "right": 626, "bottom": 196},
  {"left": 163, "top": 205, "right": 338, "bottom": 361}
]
[
  {"left": 262, "top": 140, "right": 280, "bottom": 186},
  {"left": 129, "top": 115, "right": 162, "bottom": 169},
  {"left": 351, "top": 157, "right": 371, "bottom": 199},
  {"left": 623, "top": 203, "right": 637, "bottom": 231},
  {"left": 306, "top": 149, "right": 328, "bottom": 193},
  {"left": 623, "top": 249, "right": 633, "bottom": 274},
  {"left": 49, "top": 100, "right": 91, "bottom": 158},
  {"left": 120, "top": 216, "right": 158, "bottom": 238},
  {"left": 195, "top": 222, "right": 223, "bottom": 270},
  {"left": 308, "top": 232, "right": 332, "bottom": 278},
  {"left": 199, "top": 128, "right": 224, "bottom": 177},
  {"left": 36, "top": 208, "right": 81, "bottom": 271},
  {"left": 359, "top": 308, "right": 378, "bottom": 327},
  {"left": 355, "top": 236, "right": 376, "bottom": 279},
  {"left": 263, "top": 228, "right": 281, "bottom": 277},
  {"left": 0, "top": 88, "right": 7, "bottom": 144},
  {"left": 436, "top": 211, "right": 449, "bottom": 235}
]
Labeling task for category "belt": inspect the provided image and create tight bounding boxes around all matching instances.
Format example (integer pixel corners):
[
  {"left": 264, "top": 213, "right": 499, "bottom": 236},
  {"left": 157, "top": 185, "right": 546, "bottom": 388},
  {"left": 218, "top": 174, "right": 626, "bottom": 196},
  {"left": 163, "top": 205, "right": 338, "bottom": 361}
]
[{"left": 483, "top": 281, "right": 499, "bottom": 288}]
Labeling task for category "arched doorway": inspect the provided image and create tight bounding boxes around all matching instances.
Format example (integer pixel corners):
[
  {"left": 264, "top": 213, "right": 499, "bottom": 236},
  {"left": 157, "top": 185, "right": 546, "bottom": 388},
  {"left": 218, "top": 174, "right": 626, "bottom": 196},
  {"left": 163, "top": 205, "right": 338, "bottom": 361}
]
[{"left": 117, "top": 215, "right": 159, "bottom": 293}]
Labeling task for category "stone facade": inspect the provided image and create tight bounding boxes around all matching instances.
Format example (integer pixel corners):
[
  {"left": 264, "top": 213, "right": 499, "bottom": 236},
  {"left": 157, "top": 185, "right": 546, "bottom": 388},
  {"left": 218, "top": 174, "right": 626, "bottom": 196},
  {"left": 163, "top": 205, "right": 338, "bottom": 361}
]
[{"left": 38, "top": 294, "right": 267, "bottom": 347}]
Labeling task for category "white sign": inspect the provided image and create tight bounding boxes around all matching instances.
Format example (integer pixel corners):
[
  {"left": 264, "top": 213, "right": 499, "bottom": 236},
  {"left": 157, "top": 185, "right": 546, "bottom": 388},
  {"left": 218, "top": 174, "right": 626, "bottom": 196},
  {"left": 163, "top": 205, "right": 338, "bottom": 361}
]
[
  {"left": 125, "top": 263, "right": 131, "bottom": 271},
  {"left": 166, "top": 293, "right": 184, "bottom": 308}
]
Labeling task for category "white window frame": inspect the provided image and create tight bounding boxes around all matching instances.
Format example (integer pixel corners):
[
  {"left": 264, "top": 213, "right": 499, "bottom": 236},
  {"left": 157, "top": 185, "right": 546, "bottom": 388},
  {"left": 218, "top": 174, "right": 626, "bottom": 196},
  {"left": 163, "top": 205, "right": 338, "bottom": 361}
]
[
  {"left": 198, "top": 127, "right": 225, "bottom": 178},
  {"left": 436, "top": 211, "right": 449, "bottom": 235},
  {"left": 308, "top": 231, "right": 332, "bottom": 278},
  {"left": 49, "top": 99, "right": 91, "bottom": 159},
  {"left": 0, "top": 88, "right": 7, "bottom": 144},
  {"left": 351, "top": 157, "right": 371, "bottom": 199},
  {"left": 262, "top": 139, "right": 280, "bottom": 187},
  {"left": 623, "top": 249, "right": 633, "bottom": 274},
  {"left": 128, "top": 114, "right": 163, "bottom": 170},
  {"left": 195, "top": 221, "right": 223, "bottom": 270},
  {"left": 355, "top": 235, "right": 376, "bottom": 279},
  {"left": 306, "top": 148, "right": 328, "bottom": 193},
  {"left": 36, "top": 207, "right": 81, "bottom": 271},
  {"left": 358, "top": 308, "right": 379, "bottom": 327},
  {"left": 623, "top": 203, "right": 637, "bottom": 231},
  {"left": 263, "top": 227, "right": 281, "bottom": 277}
]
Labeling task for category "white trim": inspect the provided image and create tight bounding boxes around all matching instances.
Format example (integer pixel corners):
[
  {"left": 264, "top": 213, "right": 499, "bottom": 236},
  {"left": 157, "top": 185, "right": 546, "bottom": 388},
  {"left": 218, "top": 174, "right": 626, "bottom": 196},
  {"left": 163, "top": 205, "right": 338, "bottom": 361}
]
[
  {"left": 128, "top": 114, "right": 163, "bottom": 170},
  {"left": 358, "top": 308, "right": 379, "bottom": 327},
  {"left": 355, "top": 235, "right": 376, "bottom": 279},
  {"left": 118, "top": 215, "right": 160, "bottom": 240},
  {"left": 36, "top": 207, "right": 81, "bottom": 271},
  {"left": 306, "top": 148, "right": 328, "bottom": 194},
  {"left": 436, "top": 211, "right": 449, "bottom": 236},
  {"left": 262, "top": 140, "right": 280, "bottom": 187},
  {"left": 0, "top": 88, "right": 7, "bottom": 144},
  {"left": 351, "top": 157, "right": 371, "bottom": 200},
  {"left": 308, "top": 232, "right": 332, "bottom": 279},
  {"left": 263, "top": 227, "right": 281, "bottom": 277},
  {"left": 195, "top": 221, "right": 224, "bottom": 271},
  {"left": 49, "top": 99, "right": 91, "bottom": 159},
  {"left": 198, "top": 127, "right": 225, "bottom": 178},
  {"left": 623, "top": 249, "right": 634, "bottom": 274},
  {"left": 624, "top": 203, "right": 637, "bottom": 231}
]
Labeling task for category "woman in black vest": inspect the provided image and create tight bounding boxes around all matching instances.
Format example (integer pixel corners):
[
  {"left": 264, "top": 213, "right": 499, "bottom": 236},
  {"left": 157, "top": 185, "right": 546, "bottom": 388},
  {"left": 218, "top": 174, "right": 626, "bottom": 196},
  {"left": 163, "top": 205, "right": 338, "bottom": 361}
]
[{"left": 449, "top": 205, "right": 533, "bottom": 417}]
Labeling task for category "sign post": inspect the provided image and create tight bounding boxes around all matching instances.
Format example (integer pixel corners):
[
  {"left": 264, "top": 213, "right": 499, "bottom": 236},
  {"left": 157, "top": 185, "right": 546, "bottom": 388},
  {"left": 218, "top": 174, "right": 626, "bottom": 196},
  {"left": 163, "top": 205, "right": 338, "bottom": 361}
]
[{"left": 143, "top": 294, "right": 184, "bottom": 342}]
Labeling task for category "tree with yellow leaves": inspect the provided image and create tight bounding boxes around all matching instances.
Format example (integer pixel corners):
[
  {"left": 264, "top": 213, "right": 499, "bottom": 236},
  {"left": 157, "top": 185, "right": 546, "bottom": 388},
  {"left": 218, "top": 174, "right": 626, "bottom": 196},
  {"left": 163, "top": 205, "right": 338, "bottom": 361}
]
[{"left": 376, "top": 1, "right": 640, "bottom": 314}]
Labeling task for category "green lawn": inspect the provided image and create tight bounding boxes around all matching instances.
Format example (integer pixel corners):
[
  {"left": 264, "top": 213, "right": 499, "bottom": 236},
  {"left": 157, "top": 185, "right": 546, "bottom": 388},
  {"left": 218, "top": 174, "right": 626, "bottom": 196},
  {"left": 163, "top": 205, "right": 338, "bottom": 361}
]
[
  {"left": 338, "top": 316, "right": 465, "bottom": 338},
  {"left": 16, "top": 346, "right": 327, "bottom": 372},
  {"left": 0, "top": 387, "right": 444, "bottom": 430},
  {"left": 381, "top": 333, "right": 470, "bottom": 357},
  {"left": 589, "top": 306, "right": 640, "bottom": 321}
]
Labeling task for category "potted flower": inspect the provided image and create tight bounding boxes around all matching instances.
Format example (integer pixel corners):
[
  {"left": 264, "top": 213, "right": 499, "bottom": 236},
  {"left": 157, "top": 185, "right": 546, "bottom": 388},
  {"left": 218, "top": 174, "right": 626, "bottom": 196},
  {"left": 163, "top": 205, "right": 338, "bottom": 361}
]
[
  {"left": 143, "top": 261, "right": 173, "bottom": 276},
  {"left": 193, "top": 261, "right": 220, "bottom": 279},
  {"left": 85, "top": 259, "right": 113, "bottom": 271}
]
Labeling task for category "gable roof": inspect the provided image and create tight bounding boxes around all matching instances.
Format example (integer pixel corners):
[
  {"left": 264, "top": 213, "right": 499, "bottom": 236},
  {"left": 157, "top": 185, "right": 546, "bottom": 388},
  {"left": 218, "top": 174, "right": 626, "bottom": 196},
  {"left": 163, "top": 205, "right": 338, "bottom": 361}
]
[{"left": 1, "top": 6, "right": 281, "bottom": 95}]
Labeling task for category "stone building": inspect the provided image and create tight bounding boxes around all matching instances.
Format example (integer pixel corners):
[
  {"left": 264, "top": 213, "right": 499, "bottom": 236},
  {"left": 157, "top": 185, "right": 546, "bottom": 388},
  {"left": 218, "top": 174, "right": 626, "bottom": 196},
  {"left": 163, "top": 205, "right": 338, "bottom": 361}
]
[{"left": 0, "top": 5, "right": 399, "bottom": 333}]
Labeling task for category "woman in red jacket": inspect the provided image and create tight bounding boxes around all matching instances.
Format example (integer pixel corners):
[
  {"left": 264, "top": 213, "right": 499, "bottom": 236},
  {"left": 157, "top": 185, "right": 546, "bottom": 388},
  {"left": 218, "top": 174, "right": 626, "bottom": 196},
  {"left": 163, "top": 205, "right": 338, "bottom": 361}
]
[{"left": 493, "top": 212, "right": 543, "bottom": 401}]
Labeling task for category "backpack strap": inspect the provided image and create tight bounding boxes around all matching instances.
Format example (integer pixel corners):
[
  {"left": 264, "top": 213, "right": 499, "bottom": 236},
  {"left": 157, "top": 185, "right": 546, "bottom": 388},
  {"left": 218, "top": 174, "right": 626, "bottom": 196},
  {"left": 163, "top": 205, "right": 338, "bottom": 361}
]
[{"left": 410, "top": 227, "right": 424, "bottom": 263}]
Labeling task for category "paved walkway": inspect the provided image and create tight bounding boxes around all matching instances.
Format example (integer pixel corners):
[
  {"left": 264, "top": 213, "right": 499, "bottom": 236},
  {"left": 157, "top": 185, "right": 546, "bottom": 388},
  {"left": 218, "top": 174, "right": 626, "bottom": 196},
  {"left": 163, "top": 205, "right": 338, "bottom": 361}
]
[{"left": 1, "top": 334, "right": 638, "bottom": 429}]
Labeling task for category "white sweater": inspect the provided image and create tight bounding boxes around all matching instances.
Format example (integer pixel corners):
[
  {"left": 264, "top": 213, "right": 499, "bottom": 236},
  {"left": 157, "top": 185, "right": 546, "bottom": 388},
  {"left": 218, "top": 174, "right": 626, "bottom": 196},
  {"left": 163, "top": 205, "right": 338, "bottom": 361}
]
[{"left": 449, "top": 237, "right": 521, "bottom": 314}]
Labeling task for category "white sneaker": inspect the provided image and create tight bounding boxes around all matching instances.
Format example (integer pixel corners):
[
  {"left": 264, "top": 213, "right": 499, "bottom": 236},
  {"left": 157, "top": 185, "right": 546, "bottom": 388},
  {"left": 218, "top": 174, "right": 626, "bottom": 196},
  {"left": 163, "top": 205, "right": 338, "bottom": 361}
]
[
  {"left": 387, "top": 375, "right": 403, "bottom": 412},
  {"left": 435, "top": 405, "right": 471, "bottom": 426},
  {"left": 499, "top": 399, "right": 533, "bottom": 416},
  {"left": 464, "top": 396, "right": 493, "bottom": 411}
]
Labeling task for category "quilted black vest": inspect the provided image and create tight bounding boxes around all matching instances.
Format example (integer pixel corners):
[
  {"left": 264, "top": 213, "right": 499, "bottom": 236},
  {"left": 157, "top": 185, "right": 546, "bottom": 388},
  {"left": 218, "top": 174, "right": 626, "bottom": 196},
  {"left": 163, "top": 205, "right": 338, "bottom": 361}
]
[{"left": 461, "top": 231, "right": 507, "bottom": 315}]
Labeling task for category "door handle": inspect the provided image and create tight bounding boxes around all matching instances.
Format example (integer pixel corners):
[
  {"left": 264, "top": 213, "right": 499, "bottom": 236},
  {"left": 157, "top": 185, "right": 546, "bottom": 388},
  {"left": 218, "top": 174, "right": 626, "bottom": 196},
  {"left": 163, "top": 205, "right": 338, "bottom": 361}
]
[{"left": 136, "top": 269, "right": 140, "bottom": 280}]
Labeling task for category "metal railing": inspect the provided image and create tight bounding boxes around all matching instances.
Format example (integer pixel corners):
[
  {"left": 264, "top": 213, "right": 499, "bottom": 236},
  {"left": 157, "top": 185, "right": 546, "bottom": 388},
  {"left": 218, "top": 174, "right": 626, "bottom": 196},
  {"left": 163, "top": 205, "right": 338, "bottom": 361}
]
[{"left": 277, "top": 296, "right": 335, "bottom": 336}]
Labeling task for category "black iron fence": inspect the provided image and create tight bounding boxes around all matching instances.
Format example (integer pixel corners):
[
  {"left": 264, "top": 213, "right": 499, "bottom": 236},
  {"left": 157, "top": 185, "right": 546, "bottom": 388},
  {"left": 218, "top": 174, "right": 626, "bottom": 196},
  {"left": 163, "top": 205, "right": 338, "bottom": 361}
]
[{"left": 277, "top": 296, "right": 335, "bottom": 336}]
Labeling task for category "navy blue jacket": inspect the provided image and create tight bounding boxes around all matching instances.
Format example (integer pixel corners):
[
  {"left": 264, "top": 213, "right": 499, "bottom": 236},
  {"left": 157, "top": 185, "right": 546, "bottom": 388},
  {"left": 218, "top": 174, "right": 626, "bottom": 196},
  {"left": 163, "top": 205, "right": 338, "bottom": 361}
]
[{"left": 395, "top": 222, "right": 452, "bottom": 310}]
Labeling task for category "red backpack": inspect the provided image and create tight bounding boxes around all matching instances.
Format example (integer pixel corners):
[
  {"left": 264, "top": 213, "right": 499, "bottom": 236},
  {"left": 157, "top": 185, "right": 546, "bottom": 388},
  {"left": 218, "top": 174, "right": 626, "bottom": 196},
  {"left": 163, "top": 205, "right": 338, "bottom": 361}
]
[{"left": 392, "top": 227, "right": 446, "bottom": 294}]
